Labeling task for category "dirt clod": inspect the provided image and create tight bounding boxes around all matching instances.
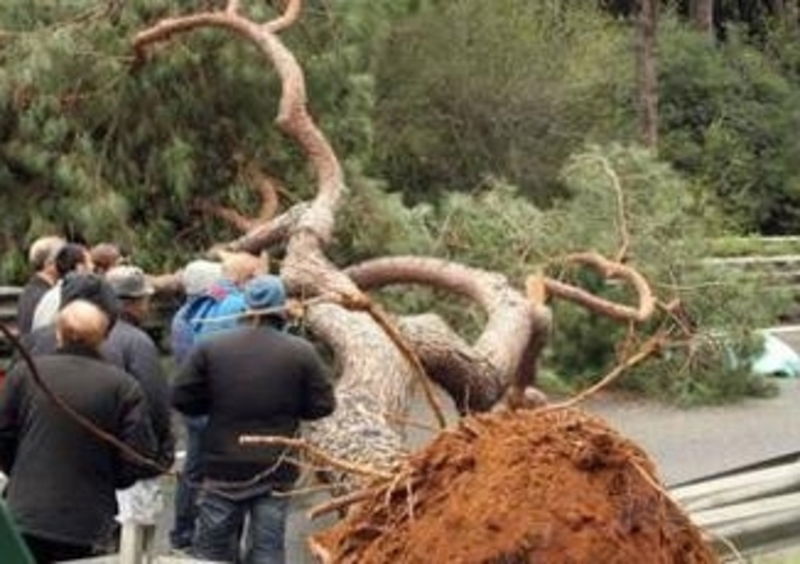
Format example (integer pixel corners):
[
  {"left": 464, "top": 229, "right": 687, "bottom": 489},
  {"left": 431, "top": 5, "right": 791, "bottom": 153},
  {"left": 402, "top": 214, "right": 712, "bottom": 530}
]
[{"left": 312, "top": 408, "right": 717, "bottom": 564}]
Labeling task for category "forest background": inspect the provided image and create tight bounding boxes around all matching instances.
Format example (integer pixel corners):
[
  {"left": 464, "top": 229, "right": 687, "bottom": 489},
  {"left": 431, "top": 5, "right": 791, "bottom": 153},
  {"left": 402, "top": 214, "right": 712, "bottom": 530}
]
[{"left": 1, "top": 0, "right": 799, "bottom": 404}]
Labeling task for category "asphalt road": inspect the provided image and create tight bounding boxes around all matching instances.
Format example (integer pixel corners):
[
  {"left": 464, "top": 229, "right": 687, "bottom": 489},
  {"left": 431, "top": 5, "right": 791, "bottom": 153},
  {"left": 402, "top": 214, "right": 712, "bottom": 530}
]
[{"left": 587, "top": 378, "right": 800, "bottom": 486}]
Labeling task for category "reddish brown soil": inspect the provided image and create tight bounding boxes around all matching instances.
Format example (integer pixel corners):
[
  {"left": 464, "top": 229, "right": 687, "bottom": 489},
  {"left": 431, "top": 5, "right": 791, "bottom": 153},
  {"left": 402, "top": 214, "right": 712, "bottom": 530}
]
[{"left": 312, "top": 408, "right": 717, "bottom": 564}]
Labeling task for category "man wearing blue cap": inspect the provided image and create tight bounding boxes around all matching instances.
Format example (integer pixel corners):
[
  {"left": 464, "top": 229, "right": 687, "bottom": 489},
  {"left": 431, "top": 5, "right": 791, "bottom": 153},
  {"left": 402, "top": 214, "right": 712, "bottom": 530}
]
[{"left": 172, "top": 275, "right": 335, "bottom": 564}]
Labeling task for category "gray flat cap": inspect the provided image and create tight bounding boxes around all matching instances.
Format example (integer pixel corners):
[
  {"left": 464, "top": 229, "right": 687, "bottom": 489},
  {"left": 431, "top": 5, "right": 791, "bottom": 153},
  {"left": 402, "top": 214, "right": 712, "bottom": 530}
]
[{"left": 106, "top": 265, "right": 155, "bottom": 299}]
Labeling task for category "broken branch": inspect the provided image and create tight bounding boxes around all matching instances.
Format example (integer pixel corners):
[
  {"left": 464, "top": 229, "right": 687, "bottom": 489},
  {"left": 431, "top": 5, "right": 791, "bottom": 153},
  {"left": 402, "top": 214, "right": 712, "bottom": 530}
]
[
  {"left": 541, "top": 252, "right": 655, "bottom": 323},
  {"left": 239, "top": 434, "right": 393, "bottom": 480}
]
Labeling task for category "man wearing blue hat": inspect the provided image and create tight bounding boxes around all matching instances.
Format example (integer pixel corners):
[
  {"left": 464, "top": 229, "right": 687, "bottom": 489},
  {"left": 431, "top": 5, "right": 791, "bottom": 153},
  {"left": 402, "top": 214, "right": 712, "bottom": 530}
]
[{"left": 172, "top": 275, "right": 335, "bottom": 564}]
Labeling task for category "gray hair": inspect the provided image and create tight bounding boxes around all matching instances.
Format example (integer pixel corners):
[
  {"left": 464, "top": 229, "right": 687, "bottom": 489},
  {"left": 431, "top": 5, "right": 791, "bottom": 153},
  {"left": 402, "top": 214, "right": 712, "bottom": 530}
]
[{"left": 28, "top": 236, "right": 66, "bottom": 272}]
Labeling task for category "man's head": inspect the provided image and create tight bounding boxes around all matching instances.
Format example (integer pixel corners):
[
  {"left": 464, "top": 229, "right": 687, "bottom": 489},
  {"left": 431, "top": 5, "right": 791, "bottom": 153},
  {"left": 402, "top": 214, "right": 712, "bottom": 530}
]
[
  {"left": 181, "top": 260, "right": 223, "bottom": 296},
  {"left": 106, "top": 265, "right": 155, "bottom": 322},
  {"left": 28, "top": 236, "right": 65, "bottom": 277},
  {"left": 60, "top": 273, "right": 121, "bottom": 330},
  {"left": 244, "top": 275, "right": 287, "bottom": 328},
  {"left": 90, "top": 243, "right": 123, "bottom": 275},
  {"left": 55, "top": 243, "right": 92, "bottom": 278},
  {"left": 221, "top": 252, "right": 268, "bottom": 287},
  {"left": 56, "top": 300, "right": 109, "bottom": 351}
]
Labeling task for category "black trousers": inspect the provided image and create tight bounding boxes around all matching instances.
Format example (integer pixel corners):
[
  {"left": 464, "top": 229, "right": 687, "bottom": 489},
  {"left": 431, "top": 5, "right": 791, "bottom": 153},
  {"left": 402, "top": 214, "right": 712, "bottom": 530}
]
[{"left": 22, "top": 534, "right": 95, "bottom": 564}]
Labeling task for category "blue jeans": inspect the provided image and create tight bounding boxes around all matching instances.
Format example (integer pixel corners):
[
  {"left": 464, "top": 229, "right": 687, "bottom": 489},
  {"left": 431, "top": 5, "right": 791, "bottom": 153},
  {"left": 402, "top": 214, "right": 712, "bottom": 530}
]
[
  {"left": 192, "top": 489, "right": 290, "bottom": 564},
  {"left": 170, "top": 415, "right": 207, "bottom": 549}
]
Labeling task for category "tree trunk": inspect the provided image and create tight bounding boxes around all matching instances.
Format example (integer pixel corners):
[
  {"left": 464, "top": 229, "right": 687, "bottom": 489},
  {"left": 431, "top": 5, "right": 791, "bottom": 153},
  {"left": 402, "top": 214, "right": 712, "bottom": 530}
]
[
  {"left": 768, "top": 0, "right": 786, "bottom": 16},
  {"left": 691, "top": 0, "right": 714, "bottom": 36},
  {"left": 784, "top": 0, "right": 798, "bottom": 29},
  {"left": 635, "top": 0, "right": 658, "bottom": 150}
]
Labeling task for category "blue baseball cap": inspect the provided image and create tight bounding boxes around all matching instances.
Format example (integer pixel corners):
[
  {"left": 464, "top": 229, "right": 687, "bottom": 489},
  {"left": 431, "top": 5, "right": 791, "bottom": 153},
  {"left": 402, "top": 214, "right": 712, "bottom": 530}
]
[{"left": 244, "top": 275, "right": 287, "bottom": 311}]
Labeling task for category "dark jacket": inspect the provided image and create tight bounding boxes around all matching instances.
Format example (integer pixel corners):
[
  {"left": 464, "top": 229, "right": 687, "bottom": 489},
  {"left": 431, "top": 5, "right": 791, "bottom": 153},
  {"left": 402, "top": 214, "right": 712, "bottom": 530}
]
[
  {"left": 172, "top": 326, "right": 335, "bottom": 489},
  {"left": 0, "top": 345, "right": 159, "bottom": 547},
  {"left": 104, "top": 317, "right": 175, "bottom": 467},
  {"left": 19, "top": 318, "right": 174, "bottom": 467},
  {"left": 16, "top": 275, "right": 52, "bottom": 335}
]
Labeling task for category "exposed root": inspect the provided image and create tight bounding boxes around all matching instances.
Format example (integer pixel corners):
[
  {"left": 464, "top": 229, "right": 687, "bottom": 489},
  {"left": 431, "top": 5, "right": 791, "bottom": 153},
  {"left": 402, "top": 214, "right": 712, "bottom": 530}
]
[{"left": 312, "top": 408, "right": 717, "bottom": 564}]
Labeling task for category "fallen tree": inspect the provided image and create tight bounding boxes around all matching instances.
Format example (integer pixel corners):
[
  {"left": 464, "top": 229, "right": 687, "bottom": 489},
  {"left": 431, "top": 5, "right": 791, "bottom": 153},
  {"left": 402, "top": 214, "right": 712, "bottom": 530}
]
[{"left": 132, "top": 1, "right": 716, "bottom": 560}]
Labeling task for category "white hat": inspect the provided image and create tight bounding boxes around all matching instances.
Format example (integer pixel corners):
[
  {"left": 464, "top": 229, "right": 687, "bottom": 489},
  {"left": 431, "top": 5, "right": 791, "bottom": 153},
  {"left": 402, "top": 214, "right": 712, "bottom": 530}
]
[{"left": 181, "top": 260, "right": 223, "bottom": 296}]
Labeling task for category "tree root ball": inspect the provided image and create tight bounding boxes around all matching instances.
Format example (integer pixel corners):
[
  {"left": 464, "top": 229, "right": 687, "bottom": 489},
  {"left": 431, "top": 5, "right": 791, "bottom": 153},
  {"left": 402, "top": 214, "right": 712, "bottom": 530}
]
[{"left": 311, "top": 408, "right": 717, "bottom": 563}]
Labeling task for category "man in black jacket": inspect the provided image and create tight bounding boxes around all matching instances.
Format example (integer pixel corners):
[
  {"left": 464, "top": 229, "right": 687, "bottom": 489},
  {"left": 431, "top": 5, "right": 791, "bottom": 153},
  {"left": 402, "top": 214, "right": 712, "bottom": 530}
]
[
  {"left": 172, "top": 275, "right": 335, "bottom": 564},
  {"left": 20, "top": 271, "right": 173, "bottom": 466},
  {"left": 0, "top": 300, "right": 160, "bottom": 563}
]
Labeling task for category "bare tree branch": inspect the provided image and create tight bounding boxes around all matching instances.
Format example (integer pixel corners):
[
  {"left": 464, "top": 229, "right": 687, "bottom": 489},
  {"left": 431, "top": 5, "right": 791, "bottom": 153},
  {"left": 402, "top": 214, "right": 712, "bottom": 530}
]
[
  {"left": 243, "top": 162, "right": 281, "bottom": 221},
  {"left": 219, "top": 202, "right": 305, "bottom": 253},
  {"left": 239, "top": 434, "right": 393, "bottom": 480},
  {"left": 263, "top": 0, "right": 303, "bottom": 33},
  {"left": 195, "top": 198, "right": 256, "bottom": 233},
  {"left": 541, "top": 252, "right": 655, "bottom": 323},
  {"left": 544, "top": 331, "right": 665, "bottom": 410}
]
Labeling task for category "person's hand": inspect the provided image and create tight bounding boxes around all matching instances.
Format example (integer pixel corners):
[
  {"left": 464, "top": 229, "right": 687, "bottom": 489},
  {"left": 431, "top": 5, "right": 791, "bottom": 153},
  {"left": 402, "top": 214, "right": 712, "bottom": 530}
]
[{"left": 285, "top": 298, "right": 305, "bottom": 319}]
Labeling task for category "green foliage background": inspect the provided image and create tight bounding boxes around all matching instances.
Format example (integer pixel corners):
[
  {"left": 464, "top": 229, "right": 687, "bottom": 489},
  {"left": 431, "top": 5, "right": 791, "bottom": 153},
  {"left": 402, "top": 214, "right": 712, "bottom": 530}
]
[{"left": 1, "top": 0, "right": 798, "bottom": 403}]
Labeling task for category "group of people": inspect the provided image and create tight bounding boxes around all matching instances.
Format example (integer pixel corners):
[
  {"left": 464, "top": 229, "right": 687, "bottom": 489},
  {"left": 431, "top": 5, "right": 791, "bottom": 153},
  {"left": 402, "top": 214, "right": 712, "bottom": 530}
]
[{"left": 0, "top": 236, "right": 336, "bottom": 563}]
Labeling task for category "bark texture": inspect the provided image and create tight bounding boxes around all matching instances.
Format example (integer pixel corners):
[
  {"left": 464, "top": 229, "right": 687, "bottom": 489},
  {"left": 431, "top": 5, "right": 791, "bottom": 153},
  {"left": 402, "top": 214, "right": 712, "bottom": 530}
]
[
  {"left": 635, "top": 0, "right": 659, "bottom": 149},
  {"left": 691, "top": 0, "right": 714, "bottom": 36}
]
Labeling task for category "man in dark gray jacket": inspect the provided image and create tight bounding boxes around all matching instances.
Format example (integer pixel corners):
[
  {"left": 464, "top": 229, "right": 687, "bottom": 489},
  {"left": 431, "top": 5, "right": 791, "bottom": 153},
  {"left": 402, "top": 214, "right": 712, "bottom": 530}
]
[
  {"left": 20, "top": 270, "right": 174, "bottom": 468},
  {"left": 104, "top": 266, "right": 174, "bottom": 468},
  {"left": 172, "top": 275, "right": 335, "bottom": 564},
  {"left": 0, "top": 300, "right": 160, "bottom": 563}
]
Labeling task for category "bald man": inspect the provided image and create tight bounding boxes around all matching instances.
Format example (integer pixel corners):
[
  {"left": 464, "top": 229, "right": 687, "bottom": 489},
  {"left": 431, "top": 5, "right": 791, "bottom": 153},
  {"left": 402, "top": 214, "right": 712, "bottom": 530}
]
[{"left": 0, "top": 301, "right": 160, "bottom": 563}]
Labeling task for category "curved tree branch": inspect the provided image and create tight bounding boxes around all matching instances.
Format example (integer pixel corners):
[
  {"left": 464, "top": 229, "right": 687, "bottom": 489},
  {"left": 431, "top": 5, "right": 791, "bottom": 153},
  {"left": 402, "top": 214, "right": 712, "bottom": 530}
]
[
  {"left": 346, "top": 256, "right": 551, "bottom": 393},
  {"left": 542, "top": 252, "right": 655, "bottom": 324},
  {"left": 195, "top": 198, "right": 256, "bottom": 233},
  {"left": 224, "top": 202, "right": 308, "bottom": 253},
  {"left": 245, "top": 164, "right": 281, "bottom": 222},
  {"left": 195, "top": 159, "right": 282, "bottom": 234},
  {"left": 263, "top": 0, "right": 303, "bottom": 33}
]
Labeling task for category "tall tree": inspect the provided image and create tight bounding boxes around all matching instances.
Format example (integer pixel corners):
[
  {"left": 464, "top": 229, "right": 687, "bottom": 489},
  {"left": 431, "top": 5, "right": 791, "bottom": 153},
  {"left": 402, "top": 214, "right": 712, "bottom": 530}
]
[
  {"left": 783, "top": 0, "right": 798, "bottom": 28},
  {"left": 635, "top": 0, "right": 659, "bottom": 149},
  {"left": 691, "top": 0, "right": 715, "bottom": 35}
]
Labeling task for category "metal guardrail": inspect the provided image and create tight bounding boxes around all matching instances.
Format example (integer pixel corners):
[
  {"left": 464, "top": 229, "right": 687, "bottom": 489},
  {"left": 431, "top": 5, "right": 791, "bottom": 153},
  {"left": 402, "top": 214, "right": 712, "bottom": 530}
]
[
  {"left": 672, "top": 456, "right": 800, "bottom": 561},
  {"left": 0, "top": 287, "right": 21, "bottom": 325},
  {"left": 702, "top": 255, "right": 800, "bottom": 268},
  {"left": 0, "top": 285, "right": 180, "bottom": 356}
]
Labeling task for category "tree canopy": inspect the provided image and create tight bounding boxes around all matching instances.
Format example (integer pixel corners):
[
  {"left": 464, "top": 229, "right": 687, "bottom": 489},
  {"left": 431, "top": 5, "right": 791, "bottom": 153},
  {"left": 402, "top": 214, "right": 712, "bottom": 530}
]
[{"left": 1, "top": 0, "right": 798, "bottom": 403}]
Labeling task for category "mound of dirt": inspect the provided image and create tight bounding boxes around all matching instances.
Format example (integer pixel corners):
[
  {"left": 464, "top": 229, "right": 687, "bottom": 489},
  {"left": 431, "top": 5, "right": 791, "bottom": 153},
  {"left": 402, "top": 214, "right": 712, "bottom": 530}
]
[{"left": 312, "top": 408, "right": 717, "bottom": 564}]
